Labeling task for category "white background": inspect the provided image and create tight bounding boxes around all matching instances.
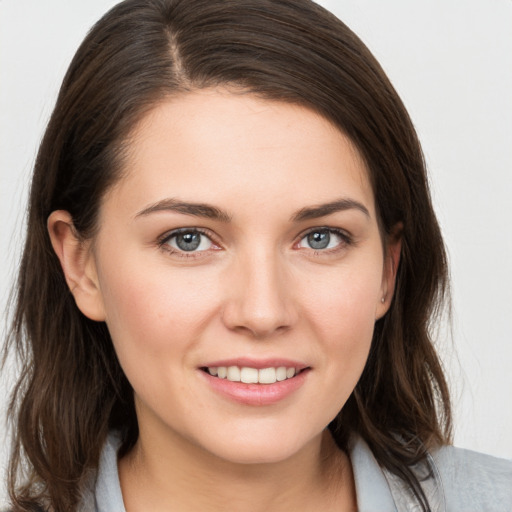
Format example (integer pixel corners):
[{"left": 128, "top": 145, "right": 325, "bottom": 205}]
[{"left": 1, "top": 0, "right": 511, "bottom": 506}]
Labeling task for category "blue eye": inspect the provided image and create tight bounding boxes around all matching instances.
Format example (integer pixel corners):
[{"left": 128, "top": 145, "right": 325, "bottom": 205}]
[
  {"left": 165, "top": 230, "right": 213, "bottom": 252},
  {"left": 298, "top": 229, "right": 348, "bottom": 250}
]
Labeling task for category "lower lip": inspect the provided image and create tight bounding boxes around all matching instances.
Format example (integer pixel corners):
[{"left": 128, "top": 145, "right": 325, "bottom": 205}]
[{"left": 200, "top": 369, "right": 310, "bottom": 406}]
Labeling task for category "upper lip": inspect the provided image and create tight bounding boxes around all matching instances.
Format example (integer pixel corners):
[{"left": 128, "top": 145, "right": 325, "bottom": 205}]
[{"left": 201, "top": 358, "right": 310, "bottom": 370}]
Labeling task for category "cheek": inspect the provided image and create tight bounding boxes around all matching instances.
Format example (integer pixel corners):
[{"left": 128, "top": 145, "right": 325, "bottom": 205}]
[
  {"left": 96, "top": 253, "right": 221, "bottom": 363},
  {"left": 300, "top": 262, "right": 382, "bottom": 379},
  {"left": 303, "top": 261, "right": 382, "bottom": 334}
]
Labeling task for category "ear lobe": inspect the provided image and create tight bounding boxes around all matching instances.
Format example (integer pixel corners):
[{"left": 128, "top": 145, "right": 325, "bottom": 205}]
[
  {"left": 376, "top": 223, "right": 403, "bottom": 319},
  {"left": 47, "top": 210, "right": 106, "bottom": 321}
]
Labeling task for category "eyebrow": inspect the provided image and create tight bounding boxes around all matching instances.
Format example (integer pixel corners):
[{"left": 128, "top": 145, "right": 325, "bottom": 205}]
[
  {"left": 135, "top": 198, "right": 232, "bottom": 222},
  {"left": 135, "top": 197, "right": 370, "bottom": 223},
  {"left": 291, "top": 198, "right": 370, "bottom": 222}
]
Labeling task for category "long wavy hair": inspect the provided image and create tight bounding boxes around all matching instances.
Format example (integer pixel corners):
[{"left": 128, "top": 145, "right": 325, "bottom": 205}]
[{"left": 3, "top": 0, "right": 451, "bottom": 510}]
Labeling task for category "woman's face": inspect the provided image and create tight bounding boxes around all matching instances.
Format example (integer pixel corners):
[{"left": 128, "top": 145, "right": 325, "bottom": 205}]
[{"left": 77, "top": 90, "right": 398, "bottom": 464}]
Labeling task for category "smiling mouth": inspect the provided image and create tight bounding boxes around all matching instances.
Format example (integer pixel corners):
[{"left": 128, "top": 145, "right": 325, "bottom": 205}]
[{"left": 201, "top": 366, "right": 307, "bottom": 385}]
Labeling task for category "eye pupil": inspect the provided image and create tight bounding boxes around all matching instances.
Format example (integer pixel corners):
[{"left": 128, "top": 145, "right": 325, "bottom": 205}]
[
  {"left": 307, "top": 231, "right": 330, "bottom": 249},
  {"left": 176, "top": 232, "right": 201, "bottom": 251}
]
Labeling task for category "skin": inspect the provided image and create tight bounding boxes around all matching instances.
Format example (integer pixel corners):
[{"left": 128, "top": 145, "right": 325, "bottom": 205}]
[{"left": 49, "top": 89, "right": 400, "bottom": 512}]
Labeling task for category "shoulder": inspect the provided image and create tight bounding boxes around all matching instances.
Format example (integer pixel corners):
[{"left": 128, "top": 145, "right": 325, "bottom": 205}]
[
  {"left": 86, "top": 431, "right": 125, "bottom": 512},
  {"left": 431, "top": 444, "right": 512, "bottom": 511},
  {"left": 349, "top": 434, "right": 512, "bottom": 512}
]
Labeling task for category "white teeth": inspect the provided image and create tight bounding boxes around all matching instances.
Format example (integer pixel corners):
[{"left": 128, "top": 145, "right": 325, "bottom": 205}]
[
  {"left": 240, "top": 367, "right": 259, "bottom": 384},
  {"left": 227, "top": 366, "right": 241, "bottom": 382},
  {"left": 258, "top": 367, "right": 276, "bottom": 384},
  {"left": 276, "top": 367, "right": 287, "bottom": 381},
  {"left": 207, "top": 365, "right": 300, "bottom": 384}
]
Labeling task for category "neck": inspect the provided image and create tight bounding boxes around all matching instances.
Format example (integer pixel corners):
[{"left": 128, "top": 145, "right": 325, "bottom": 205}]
[{"left": 119, "top": 426, "right": 356, "bottom": 512}]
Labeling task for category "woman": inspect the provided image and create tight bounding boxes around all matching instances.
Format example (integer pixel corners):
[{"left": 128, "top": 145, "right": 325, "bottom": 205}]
[{"left": 3, "top": 0, "right": 511, "bottom": 511}]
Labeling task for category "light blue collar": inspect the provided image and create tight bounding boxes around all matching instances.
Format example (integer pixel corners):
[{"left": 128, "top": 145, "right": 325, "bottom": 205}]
[
  {"left": 91, "top": 432, "right": 398, "bottom": 511},
  {"left": 348, "top": 435, "right": 397, "bottom": 511}
]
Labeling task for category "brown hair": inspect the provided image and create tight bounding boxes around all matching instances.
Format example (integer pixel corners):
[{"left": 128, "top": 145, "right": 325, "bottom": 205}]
[{"left": 3, "top": 0, "right": 451, "bottom": 510}]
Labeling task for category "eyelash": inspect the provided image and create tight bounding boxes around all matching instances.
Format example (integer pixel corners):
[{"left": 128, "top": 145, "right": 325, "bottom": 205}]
[
  {"left": 157, "top": 228, "right": 219, "bottom": 258},
  {"left": 296, "top": 227, "right": 353, "bottom": 255},
  {"left": 157, "top": 226, "right": 353, "bottom": 259}
]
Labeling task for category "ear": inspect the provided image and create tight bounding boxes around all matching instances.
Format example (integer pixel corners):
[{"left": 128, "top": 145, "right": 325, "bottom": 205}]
[
  {"left": 47, "top": 210, "right": 106, "bottom": 321},
  {"left": 376, "top": 223, "right": 403, "bottom": 320}
]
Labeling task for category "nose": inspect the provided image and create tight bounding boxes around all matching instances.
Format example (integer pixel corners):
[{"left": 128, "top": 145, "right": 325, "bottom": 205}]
[{"left": 221, "top": 249, "right": 298, "bottom": 339}]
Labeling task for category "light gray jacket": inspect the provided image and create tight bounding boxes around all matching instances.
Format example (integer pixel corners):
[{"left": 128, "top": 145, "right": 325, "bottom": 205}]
[{"left": 85, "top": 433, "right": 512, "bottom": 512}]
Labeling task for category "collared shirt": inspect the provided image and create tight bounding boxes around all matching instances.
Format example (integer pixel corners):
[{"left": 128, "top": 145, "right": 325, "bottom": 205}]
[{"left": 87, "top": 432, "right": 512, "bottom": 512}]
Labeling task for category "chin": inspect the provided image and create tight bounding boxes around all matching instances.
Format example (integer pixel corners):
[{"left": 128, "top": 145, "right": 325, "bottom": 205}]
[
  {"left": 213, "top": 445, "right": 303, "bottom": 466},
  {"left": 193, "top": 426, "right": 318, "bottom": 466}
]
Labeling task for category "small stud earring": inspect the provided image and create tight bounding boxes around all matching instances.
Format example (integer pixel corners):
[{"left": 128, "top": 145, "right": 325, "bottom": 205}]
[{"left": 381, "top": 297, "right": 385, "bottom": 303}]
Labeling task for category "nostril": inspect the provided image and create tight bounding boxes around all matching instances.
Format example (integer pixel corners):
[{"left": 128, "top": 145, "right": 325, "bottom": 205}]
[{"left": 220, "top": 264, "right": 298, "bottom": 337}]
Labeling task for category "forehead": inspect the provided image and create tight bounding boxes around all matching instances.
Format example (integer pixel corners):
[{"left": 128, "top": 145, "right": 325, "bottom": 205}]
[{"left": 105, "top": 89, "right": 376, "bottom": 220}]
